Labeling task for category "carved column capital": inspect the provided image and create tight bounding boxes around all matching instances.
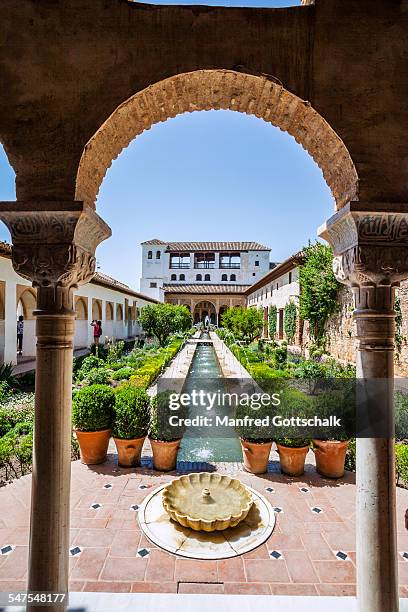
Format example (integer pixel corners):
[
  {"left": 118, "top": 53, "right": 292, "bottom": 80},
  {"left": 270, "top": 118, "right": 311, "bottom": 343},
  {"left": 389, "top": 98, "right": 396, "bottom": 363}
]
[
  {"left": 0, "top": 201, "right": 111, "bottom": 314},
  {"left": 319, "top": 202, "right": 408, "bottom": 288},
  {"left": 319, "top": 202, "right": 408, "bottom": 347}
]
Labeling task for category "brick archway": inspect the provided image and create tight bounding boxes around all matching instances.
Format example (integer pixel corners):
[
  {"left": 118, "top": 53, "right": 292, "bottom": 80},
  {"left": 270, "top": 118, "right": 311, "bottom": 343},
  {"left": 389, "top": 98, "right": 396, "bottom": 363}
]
[{"left": 75, "top": 69, "right": 358, "bottom": 211}]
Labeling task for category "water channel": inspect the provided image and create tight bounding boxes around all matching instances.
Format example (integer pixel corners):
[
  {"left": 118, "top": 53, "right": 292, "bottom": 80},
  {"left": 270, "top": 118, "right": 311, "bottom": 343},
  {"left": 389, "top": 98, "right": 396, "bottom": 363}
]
[{"left": 177, "top": 337, "right": 243, "bottom": 462}]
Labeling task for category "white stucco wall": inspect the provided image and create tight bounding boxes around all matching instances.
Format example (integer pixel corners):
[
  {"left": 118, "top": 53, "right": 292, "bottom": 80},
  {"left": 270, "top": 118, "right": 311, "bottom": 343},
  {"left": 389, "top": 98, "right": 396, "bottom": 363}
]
[
  {"left": 0, "top": 254, "right": 155, "bottom": 365},
  {"left": 140, "top": 241, "right": 271, "bottom": 298}
]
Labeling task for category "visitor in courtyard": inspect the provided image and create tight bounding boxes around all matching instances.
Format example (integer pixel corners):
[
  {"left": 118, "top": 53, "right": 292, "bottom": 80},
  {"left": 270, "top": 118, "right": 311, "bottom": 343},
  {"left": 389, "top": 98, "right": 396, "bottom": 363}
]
[
  {"left": 91, "top": 319, "right": 103, "bottom": 345},
  {"left": 17, "top": 315, "right": 24, "bottom": 356},
  {"left": 204, "top": 314, "right": 210, "bottom": 330}
]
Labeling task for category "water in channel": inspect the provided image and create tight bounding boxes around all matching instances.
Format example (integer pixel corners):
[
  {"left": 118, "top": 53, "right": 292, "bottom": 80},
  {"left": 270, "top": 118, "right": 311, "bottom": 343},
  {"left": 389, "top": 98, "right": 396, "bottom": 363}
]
[{"left": 177, "top": 339, "right": 242, "bottom": 462}]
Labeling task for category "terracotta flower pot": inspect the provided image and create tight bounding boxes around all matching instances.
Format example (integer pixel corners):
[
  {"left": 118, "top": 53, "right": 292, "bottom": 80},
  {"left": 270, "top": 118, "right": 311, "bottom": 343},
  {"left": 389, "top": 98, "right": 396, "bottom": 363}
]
[
  {"left": 313, "top": 439, "right": 349, "bottom": 478},
  {"left": 113, "top": 436, "right": 145, "bottom": 468},
  {"left": 240, "top": 438, "right": 272, "bottom": 474},
  {"left": 150, "top": 438, "right": 181, "bottom": 471},
  {"left": 75, "top": 428, "right": 111, "bottom": 465},
  {"left": 276, "top": 443, "right": 308, "bottom": 476}
]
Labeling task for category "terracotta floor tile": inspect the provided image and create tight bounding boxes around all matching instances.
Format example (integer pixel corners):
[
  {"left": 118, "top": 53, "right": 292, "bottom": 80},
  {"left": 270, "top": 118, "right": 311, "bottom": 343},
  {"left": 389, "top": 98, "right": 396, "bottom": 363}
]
[
  {"left": 324, "top": 529, "right": 356, "bottom": 552},
  {"left": 284, "top": 550, "right": 319, "bottom": 583},
  {"left": 317, "top": 583, "right": 357, "bottom": 596},
  {"left": 242, "top": 544, "right": 270, "bottom": 559},
  {"left": 301, "top": 532, "right": 335, "bottom": 560},
  {"left": 398, "top": 561, "right": 408, "bottom": 584},
  {"left": 314, "top": 560, "right": 356, "bottom": 583},
  {"left": 271, "top": 583, "right": 318, "bottom": 595},
  {"left": 68, "top": 581, "right": 85, "bottom": 592},
  {"left": 178, "top": 582, "right": 224, "bottom": 594},
  {"left": 267, "top": 533, "right": 304, "bottom": 551},
  {"left": 101, "top": 557, "right": 147, "bottom": 582},
  {"left": 109, "top": 530, "right": 141, "bottom": 557},
  {"left": 84, "top": 581, "right": 131, "bottom": 592},
  {"left": 131, "top": 581, "right": 177, "bottom": 593},
  {"left": 244, "top": 559, "right": 290, "bottom": 583},
  {"left": 224, "top": 582, "right": 271, "bottom": 595},
  {"left": 0, "top": 546, "right": 28, "bottom": 580},
  {"left": 70, "top": 547, "right": 109, "bottom": 581},
  {"left": 74, "top": 528, "right": 116, "bottom": 548},
  {"left": 175, "top": 559, "right": 218, "bottom": 582},
  {"left": 145, "top": 549, "right": 175, "bottom": 582},
  {"left": 217, "top": 557, "right": 245, "bottom": 582}
]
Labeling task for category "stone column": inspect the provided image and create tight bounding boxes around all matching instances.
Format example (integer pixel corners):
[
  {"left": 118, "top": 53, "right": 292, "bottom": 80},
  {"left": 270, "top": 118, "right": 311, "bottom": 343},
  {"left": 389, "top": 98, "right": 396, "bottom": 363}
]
[
  {"left": 319, "top": 203, "right": 408, "bottom": 612},
  {"left": 4, "top": 279, "right": 17, "bottom": 364},
  {"left": 0, "top": 202, "right": 111, "bottom": 611}
]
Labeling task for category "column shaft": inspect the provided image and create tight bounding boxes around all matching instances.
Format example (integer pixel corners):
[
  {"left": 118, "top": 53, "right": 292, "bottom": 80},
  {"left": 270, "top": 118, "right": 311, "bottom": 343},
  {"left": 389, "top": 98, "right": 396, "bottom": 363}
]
[
  {"left": 27, "top": 306, "right": 75, "bottom": 611},
  {"left": 354, "top": 285, "right": 398, "bottom": 612}
]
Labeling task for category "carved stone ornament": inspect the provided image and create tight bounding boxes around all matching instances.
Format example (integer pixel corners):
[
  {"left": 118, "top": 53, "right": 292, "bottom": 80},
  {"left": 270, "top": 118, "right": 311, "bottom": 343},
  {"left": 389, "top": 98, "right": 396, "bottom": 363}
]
[
  {"left": 319, "top": 203, "right": 408, "bottom": 288},
  {"left": 0, "top": 202, "right": 111, "bottom": 314}
]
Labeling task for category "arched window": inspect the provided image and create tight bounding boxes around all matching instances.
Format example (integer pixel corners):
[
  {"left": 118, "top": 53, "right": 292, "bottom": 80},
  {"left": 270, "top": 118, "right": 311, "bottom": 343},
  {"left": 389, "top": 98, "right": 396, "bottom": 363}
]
[
  {"left": 196, "top": 274, "right": 202, "bottom": 281},
  {"left": 147, "top": 250, "right": 153, "bottom": 259},
  {"left": 221, "top": 274, "right": 227, "bottom": 281},
  {"left": 230, "top": 274, "right": 236, "bottom": 281},
  {"left": 204, "top": 274, "right": 210, "bottom": 281},
  {"left": 156, "top": 250, "right": 161, "bottom": 259},
  {"left": 171, "top": 274, "right": 177, "bottom": 281},
  {"left": 179, "top": 274, "right": 185, "bottom": 281}
]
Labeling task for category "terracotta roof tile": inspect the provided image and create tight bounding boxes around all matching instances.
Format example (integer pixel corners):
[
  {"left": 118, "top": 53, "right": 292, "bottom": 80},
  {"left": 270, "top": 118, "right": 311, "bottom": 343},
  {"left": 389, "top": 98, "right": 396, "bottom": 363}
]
[
  {"left": 142, "top": 240, "right": 270, "bottom": 251},
  {"left": 163, "top": 283, "right": 250, "bottom": 294}
]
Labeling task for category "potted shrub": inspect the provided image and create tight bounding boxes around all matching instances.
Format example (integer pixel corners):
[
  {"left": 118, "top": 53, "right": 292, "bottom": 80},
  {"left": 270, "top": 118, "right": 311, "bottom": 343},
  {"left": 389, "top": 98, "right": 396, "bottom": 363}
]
[
  {"left": 275, "top": 437, "right": 311, "bottom": 476},
  {"left": 275, "top": 388, "right": 312, "bottom": 476},
  {"left": 149, "top": 391, "right": 186, "bottom": 471},
  {"left": 235, "top": 400, "right": 274, "bottom": 474},
  {"left": 112, "top": 384, "right": 150, "bottom": 467},
  {"left": 312, "top": 390, "right": 352, "bottom": 478},
  {"left": 72, "top": 384, "right": 115, "bottom": 465}
]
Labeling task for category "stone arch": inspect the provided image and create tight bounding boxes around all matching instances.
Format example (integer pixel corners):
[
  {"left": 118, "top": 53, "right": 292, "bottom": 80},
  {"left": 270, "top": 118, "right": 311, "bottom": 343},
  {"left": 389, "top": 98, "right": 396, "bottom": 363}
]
[
  {"left": 17, "top": 287, "right": 36, "bottom": 320},
  {"left": 92, "top": 298, "right": 102, "bottom": 321},
  {"left": 106, "top": 301, "right": 114, "bottom": 321},
  {"left": 76, "top": 70, "right": 358, "bottom": 212},
  {"left": 116, "top": 303, "right": 123, "bottom": 321},
  {"left": 75, "top": 296, "right": 88, "bottom": 320}
]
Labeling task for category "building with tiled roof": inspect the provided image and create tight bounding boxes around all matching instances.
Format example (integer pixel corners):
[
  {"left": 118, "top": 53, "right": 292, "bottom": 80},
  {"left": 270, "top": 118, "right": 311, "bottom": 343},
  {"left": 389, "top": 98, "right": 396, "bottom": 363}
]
[{"left": 140, "top": 239, "right": 271, "bottom": 323}]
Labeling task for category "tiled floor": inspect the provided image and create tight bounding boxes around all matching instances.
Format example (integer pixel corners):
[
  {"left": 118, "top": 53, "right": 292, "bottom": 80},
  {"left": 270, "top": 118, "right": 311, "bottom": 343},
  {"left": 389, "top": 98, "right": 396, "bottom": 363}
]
[{"left": 1, "top": 453, "right": 408, "bottom": 596}]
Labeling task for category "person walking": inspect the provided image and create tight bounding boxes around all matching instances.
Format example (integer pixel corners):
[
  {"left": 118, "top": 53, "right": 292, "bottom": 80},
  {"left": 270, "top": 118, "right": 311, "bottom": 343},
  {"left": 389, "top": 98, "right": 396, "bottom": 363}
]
[
  {"left": 91, "top": 319, "right": 103, "bottom": 345},
  {"left": 17, "top": 315, "right": 24, "bottom": 356}
]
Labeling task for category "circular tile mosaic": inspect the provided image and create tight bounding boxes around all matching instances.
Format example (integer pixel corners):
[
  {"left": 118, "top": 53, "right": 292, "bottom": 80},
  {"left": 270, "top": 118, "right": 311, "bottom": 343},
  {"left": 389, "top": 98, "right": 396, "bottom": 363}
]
[{"left": 138, "top": 483, "right": 275, "bottom": 560}]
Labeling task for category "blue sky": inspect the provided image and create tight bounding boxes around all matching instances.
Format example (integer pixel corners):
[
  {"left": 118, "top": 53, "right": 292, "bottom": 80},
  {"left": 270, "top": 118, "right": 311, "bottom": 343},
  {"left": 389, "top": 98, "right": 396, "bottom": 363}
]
[
  {"left": 0, "top": 109, "right": 331, "bottom": 290},
  {"left": 0, "top": 0, "right": 332, "bottom": 291}
]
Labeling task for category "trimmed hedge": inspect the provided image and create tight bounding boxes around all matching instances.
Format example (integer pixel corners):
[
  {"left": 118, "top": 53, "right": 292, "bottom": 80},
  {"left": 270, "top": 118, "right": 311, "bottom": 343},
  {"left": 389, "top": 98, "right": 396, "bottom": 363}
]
[
  {"left": 72, "top": 384, "right": 115, "bottom": 432},
  {"left": 112, "top": 385, "right": 150, "bottom": 439}
]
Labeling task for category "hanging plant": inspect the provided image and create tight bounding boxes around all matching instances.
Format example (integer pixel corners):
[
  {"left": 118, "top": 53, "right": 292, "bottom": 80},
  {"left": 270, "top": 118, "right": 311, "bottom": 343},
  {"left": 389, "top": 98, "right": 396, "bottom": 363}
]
[
  {"left": 284, "top": 302, "right": 297, "bottom": 344},
  {"left": 268, "top": 305, "right": 277, "bottom": 338},
  {"left": 395, "top": 295, "right": 405, "bottom": 356},
  {"left": 299, "top": 242, "right": 340, "bottom": 346}
]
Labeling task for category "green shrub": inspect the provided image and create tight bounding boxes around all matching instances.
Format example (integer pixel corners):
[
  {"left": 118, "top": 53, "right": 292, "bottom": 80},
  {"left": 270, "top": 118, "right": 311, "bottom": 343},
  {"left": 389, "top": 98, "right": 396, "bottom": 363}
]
[
  {"left": 72, "top": 385, "right": 115, "bottom": 431},
  {"left": 149, "top": 391, "right": 187, "bottom": 441},
  {"left": 0, "top": 363, "right": 18, "bottom": 388},
  {"left": 396, "top": 443, "right": 408, "bottom": 485},
  {"left": 83, "top": 367, "right": 112, "bottom": 386},
  {"left": 0, "top": 381, "right": 11, "bottom": 403},
  {"left": 111, "top": 366, "right": 134, "bottom": 381},
  {"left": 395, "top": 391, "right": 408, "bottom": 441},
  {"left": 112, "top": 385, "right": 150, "bottom": 439},
  {"left": 106, "top": 339, "right": 125, "bottom": 365},
  {"left": 312, "top": 390, "right": 353, "bottom": 441},
  {"left": 344, "top": 438, "right": 356, "bottom": 472},
  {"left": 274, "top": 388, "right": 313, "bottom": 448},
  {"left": 271, "top": 345, "right": 288, "bottom": 369},
  {"left": 76, "top": 355, "right": 104, "bottom": 380},
  {"left": 235, "top": 399, "right": 274, "bottom": 443}
]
